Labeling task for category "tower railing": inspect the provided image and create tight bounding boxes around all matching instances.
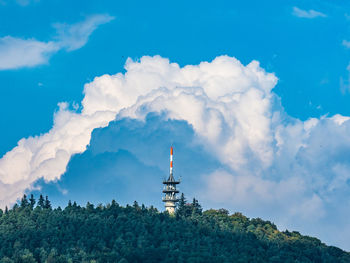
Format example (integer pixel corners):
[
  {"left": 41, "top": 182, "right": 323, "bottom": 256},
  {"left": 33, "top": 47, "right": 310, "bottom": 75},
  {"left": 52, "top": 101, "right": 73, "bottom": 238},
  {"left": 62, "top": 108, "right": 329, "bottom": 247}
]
[{"left": 162, "top": 196, "right": 179, "bottom": 202}]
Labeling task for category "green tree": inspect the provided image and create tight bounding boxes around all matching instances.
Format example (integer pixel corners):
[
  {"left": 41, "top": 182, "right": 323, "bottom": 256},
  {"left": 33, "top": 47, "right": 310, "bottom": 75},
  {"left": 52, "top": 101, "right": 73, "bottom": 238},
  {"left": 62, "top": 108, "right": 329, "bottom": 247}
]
[
  {"left": 20, "top": 250, "right": 36, "bottom": 263},
  {"left": 86, "top": 202, "right": 94, "bottom": 211},
  {"left": 133, "top": 201, "right": 139, "bottom": 209},
  {"left": 20, "top": 194, "right": 29, "bottom": 208},
  {"left": 29, "top": 194, "right": 35, "bottom": 209},
  {"left": 0, "top": 195, "right": 347, "bottom": 262},
  {"left": 191, "top": 198, "right": 202, "bottom": 216},
  {"left": 0, "top": 257, "right": 14, "bottom": 263},
  {"left": 176, "top": 193, "right": 186, "bottom": 217},
  {"left": 44, "top": 196, "right": 51, "bottom": 209},
  {"left": 37, "top": 194, "right": 45, "bottom": 208}
]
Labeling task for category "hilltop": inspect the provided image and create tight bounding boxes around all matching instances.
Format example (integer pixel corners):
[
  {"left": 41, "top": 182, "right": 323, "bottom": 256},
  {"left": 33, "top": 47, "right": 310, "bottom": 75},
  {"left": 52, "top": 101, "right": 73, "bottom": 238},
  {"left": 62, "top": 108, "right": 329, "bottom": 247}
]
[{"left": 0, "top": 195, "right": 348, "bottom": 263}]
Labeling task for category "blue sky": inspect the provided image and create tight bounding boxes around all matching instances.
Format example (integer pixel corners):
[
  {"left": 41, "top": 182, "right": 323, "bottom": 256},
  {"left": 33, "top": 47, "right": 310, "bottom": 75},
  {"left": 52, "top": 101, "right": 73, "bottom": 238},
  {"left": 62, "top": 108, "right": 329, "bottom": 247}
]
[{"left": 1, "top": 0, "right": 350, "bottom": 250}]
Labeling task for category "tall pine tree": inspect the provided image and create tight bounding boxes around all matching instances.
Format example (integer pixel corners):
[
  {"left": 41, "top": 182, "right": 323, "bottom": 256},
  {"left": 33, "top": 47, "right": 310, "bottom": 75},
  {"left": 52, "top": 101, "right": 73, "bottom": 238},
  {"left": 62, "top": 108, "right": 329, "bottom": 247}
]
[
  {"left": 44, "top": 196, "right": 51, "bottom": 209},
  {"left": 38, "top": 195, "right": 45, "bottom": 208},
  {"left": 192, "top": 198, "right": 202, "bottom": 216},
  {"left": 20, "top": 194, "right": 29, "bottom": 208},
  {"left": 176, "top": 193, "right": 188, "bottom": 217},
  {"left": 29, "top": 194, "right": 36, "bottom": 209}
]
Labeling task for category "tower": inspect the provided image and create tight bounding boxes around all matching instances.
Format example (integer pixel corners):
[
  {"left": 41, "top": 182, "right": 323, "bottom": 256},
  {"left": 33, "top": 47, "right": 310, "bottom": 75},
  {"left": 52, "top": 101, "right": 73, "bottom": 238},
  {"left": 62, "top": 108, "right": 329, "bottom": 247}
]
[{"left": 162, "top": 146, "right": 180, "bottom": 214}]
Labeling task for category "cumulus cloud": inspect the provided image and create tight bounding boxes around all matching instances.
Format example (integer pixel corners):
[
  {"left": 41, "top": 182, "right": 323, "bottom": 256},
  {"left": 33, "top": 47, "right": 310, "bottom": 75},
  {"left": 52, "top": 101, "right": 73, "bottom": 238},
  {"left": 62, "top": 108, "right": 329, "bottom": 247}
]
[
  {"left": 0, "top": 101, "right": 116, "bottom": 205},
  {"left": 0, "top": 14, "right": 114, "bottom": 70},
  {"left": 292, "top": 7, "right": 327, "bottom": 19},
  {"left": 0, "top": 55, "right": 278, "bottom": 206},
  {"left": 36, "top": 115, "right": 220, "bottom": 208},
  {"left": 1, "top": 55, "right": 350, "bottom": 249}
]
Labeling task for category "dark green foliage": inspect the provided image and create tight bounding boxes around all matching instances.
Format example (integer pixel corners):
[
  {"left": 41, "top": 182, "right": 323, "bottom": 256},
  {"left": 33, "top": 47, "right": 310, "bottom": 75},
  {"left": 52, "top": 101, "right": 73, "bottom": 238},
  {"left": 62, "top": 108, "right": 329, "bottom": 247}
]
[
  {"left": 133, "top": 201, "right": 139, "bottom": 209},
  {"left": 37, "top": 195, "right": 44, "bottom": 209},
  {"left": 191, "top": 198, "right": 202, "bottom": 216},
  {"left": 20, "top": 194, "right": 29, "bottom": 208},
  {"left": 0, "top": 194, "right": 348, "bottom": 263},
  {"left": 29, "top": 194, "right": 35, "bottom": 210},
  {"left": 176, "top": 193, "right": 186, "bottom": 216},
  {"left": 176, "top": 195, "right": 202, "bottom": 218},
  {"left": 44, "top": 196, "right": 51, "bottom": 210}
]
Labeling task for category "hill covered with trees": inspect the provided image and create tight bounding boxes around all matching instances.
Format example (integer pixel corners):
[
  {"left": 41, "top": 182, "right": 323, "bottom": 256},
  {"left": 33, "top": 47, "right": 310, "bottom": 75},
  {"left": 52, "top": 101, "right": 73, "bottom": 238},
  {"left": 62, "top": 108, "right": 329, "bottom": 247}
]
[{"left": 0, "top": 194, "right": 348, "bottom": 263}]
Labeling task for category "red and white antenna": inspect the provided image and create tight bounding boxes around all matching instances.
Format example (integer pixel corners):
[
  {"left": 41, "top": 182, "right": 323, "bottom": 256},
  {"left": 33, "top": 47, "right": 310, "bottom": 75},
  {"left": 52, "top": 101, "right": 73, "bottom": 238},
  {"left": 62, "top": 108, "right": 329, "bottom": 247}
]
[{"left": 170, "top": 146, "right": 173, "bottom": 176}]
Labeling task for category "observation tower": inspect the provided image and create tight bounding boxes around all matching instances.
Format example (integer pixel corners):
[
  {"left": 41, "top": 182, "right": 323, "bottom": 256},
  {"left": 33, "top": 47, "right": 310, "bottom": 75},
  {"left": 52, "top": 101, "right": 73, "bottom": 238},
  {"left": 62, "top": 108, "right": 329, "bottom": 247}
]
[{"left": 162, "top": 146, "right": 180, "bottom": 214}]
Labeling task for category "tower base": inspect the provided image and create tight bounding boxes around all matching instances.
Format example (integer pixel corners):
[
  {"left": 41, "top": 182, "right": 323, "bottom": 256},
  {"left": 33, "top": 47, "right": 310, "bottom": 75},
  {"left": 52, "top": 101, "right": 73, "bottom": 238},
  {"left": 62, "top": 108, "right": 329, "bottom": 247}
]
[{"left": 165, "top": 202, "right": 176, "bottom": 214}]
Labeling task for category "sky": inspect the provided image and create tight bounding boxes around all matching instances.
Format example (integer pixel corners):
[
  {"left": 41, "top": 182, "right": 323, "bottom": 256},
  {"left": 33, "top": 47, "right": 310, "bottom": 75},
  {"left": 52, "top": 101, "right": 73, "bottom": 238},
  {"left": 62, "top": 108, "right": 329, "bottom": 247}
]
[{"left": 1, "top": 0, "right": 350, "bottom": 251}]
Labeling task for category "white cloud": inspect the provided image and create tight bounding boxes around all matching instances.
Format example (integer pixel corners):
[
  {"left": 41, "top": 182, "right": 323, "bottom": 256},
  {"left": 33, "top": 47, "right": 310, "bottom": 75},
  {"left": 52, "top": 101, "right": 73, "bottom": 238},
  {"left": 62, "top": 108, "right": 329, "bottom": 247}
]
[
  {"left": 0, "top": 55, "right": 278, "bottom": 206},
  {"left": 53, "top": 14, "right": 114, "bottom": 51},
  {"left": 0, "top": 102, "right": 116, "bottom": 205},
  {"left": 0, "top": 14, "right": 114, "bottom": 70},
  {"left": 292, "top": 7, "right": 327, "bottom": 19},
  {"left": 0, "top": 0, "right": 39, "bottom": 6},
  {"left": 15, "top": 0, "right": 38, "bottom": 6},
  {"left": 340, "top": 62, "right": 350, "bottom": 94},
  {"left": 342, "top": 40, "right": 350, "bottom": 49},
  {"left": 1, "top": 55, "right": 350, "bottom": 249},
  {"left": 0, "top": 36, "right": 58, "bottom": 70}
]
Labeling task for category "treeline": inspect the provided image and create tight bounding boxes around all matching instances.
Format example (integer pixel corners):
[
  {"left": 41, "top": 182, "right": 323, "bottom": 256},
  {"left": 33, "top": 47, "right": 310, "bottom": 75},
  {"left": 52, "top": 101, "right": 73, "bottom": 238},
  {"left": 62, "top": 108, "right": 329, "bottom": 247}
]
[{"left": 0, "top": 194, "right": 348, "bottom": 263}]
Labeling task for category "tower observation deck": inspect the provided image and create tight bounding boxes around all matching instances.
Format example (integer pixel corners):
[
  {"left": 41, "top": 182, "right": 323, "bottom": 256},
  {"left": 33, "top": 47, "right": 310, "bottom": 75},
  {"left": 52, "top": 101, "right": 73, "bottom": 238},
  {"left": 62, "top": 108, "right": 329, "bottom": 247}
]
[{"left": 162, "top": 146, "right": 180, "bottom": 214}]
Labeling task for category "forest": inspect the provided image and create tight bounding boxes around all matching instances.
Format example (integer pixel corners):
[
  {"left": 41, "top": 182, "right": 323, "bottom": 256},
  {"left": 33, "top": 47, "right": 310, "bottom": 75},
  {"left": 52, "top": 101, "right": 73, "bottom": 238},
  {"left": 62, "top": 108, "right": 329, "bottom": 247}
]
[{"left": 0, "top": 194, "right": 349, "bottom": 263}]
